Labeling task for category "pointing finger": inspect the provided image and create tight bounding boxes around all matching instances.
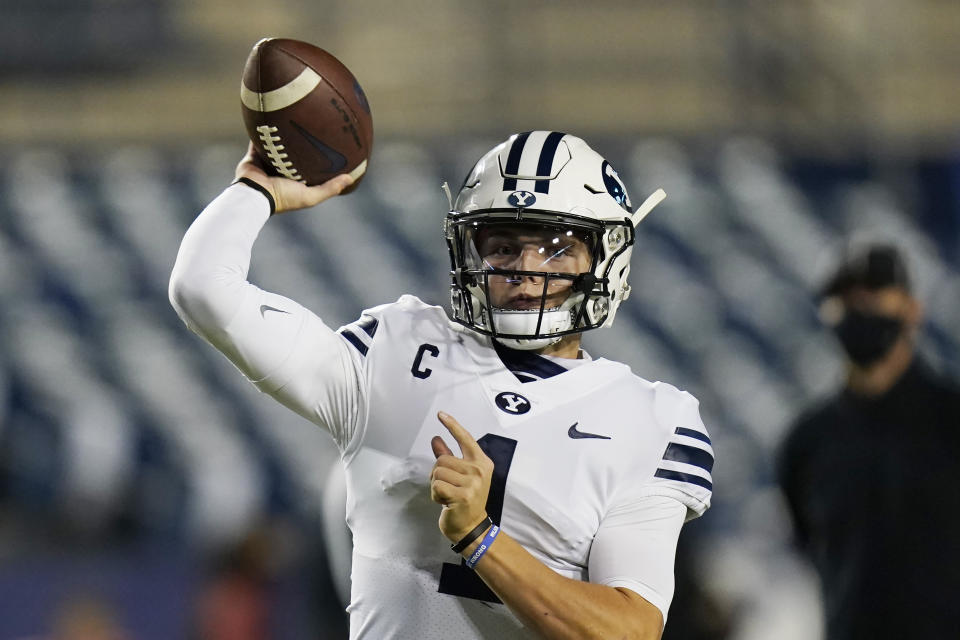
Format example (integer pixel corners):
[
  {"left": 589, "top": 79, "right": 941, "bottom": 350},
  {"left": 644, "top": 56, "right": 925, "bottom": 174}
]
[{"left": 437, "top": 412, "right": 483, "bottom": 460}]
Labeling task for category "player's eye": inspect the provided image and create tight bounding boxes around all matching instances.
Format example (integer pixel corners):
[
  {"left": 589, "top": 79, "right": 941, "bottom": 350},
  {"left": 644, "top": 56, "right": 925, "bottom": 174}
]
[
  {"left": 547, "top": 242, "right": 575, "bottom": 258},
  {"left": 483, "top": 242, "right": 516, "bottom": 258}
]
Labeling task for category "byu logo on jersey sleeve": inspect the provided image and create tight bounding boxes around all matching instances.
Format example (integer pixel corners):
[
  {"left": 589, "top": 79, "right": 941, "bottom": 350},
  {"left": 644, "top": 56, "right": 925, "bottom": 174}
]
[
  {"left": 495, "top": 392, "right": 531, "bottom": 415},
  {"left": 507, "top": 191, "right": 537, "bottom": 208}
]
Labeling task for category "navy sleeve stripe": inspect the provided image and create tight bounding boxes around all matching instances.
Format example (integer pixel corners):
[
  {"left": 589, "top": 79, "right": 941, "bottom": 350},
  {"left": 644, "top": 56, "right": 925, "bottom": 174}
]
[
  {"left": 663, "top": 442, "right": 714, "bottom": 473},
  {"left": 654, "top": 468, "right": 713, "bottom": 491},
  {"left": 339, "top": 329, "right": 368, "bottom": 356},
  {"left": 675, "top": 426, "right": 711, "bottom": 445},
  {"left": 356, "top": 315, "right": 379, "bottom": 338}
]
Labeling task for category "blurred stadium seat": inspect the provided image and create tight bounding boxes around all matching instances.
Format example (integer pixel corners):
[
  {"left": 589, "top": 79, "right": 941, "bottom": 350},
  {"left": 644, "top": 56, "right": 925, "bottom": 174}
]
[
  {"left": 0, "top": 136, "right": 957, "bottom": 639},
  {"left": 2, "top": 136, "right": 958, "bottom": 535}
]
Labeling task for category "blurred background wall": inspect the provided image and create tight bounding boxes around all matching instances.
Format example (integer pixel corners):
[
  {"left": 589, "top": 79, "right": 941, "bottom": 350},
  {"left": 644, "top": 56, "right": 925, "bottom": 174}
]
[{"left": 0, "top": 1, "right": 958, "bottom": 638}]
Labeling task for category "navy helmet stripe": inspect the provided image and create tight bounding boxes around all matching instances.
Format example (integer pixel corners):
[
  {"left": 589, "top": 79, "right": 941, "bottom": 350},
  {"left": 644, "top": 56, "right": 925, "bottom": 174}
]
[
  {"left": 534, "top": 131, "right": 566, "bottom": 194},
  {"left": 675, "top": 426, "right": 711, "bottom": 446},
  {"left": 338, "top": 329, "right": 368, "bottom": 356},
  {"left": 654, "top": 468, "right": 713, "bottom": 491},
  {"left": 502, "top": 131, "right": 531, "bottom": 191},
  {"left": 356, "top": 315, "right": 379, "bottom": 338},
  {"left": 663, "top": 442, "right": 714, "bottom": 473}
]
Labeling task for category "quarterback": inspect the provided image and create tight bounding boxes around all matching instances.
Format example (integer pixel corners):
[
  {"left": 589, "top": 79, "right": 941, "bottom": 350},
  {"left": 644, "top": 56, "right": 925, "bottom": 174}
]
[{"left": 169, "top": 131, "right": 714, "bottom": 639}]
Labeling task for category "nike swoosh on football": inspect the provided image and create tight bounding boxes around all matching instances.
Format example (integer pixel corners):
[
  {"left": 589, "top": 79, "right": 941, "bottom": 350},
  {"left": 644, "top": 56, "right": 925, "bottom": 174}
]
[
  {"left": 290, "top": 121, "right": 347, "bottom": 172},
  {"left": 567, "top": 423, "right": 611, "bottom": 440},
  {"left": 259, "top": 304, "right": 290, "bottom": 317}
]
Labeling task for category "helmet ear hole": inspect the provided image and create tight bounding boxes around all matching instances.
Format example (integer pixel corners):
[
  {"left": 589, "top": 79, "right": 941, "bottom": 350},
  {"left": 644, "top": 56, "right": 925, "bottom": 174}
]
[{"left": 591, "top": 297, "right": 609, "bottom": 319}]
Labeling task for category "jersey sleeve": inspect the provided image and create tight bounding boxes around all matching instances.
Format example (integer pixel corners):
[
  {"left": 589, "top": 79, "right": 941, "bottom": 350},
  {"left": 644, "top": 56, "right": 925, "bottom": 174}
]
[
  {"left": 642, "top": 383, "right": 714, "bottom": 521},
  {"left": 169, "top": 182, "right": 367, "bottom": 451},
  {"left": 588, "top": 494, "right": 687, "bottom": 622}
]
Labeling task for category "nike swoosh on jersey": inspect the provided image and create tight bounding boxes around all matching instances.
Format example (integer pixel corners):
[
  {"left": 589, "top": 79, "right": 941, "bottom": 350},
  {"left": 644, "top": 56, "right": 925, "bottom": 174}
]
[
  {"left": 567, "top": 423, "right": 611, "bottom": 440},
  {"left": 290, "top": 121, "right": 348, "bottom": 172},
  {"left": 259, "top": 304, "right": 290, "bottom": 317}
]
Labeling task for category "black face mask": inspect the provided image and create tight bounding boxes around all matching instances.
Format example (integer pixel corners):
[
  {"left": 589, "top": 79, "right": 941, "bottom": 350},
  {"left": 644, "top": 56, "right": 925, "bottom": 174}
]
[{"left": 833, "top": 309, "right": 904, "bottom": 367}]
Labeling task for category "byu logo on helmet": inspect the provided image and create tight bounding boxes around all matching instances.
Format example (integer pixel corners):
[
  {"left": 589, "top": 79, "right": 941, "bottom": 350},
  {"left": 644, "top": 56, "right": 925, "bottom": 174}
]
[
  {"left": 507, "top": 191, "right": 537, "bottom": 208},
  {"left": 495, "top": 391, "right": 531, "bottom": 415},
  {"left": 601, "top": 161, "right": 632, "bottom": 213}
]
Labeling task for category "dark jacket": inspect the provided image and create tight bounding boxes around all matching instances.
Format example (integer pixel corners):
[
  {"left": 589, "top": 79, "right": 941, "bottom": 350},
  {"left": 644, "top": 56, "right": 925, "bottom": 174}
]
[{"left": 778, "top": 359, "right": 960, "bottom": 640}]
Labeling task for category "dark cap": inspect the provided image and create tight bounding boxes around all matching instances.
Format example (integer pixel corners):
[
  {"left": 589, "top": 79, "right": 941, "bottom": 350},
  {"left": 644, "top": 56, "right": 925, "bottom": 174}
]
[{"left": 821, "top": 243, "right": 910, "bottom": 298}]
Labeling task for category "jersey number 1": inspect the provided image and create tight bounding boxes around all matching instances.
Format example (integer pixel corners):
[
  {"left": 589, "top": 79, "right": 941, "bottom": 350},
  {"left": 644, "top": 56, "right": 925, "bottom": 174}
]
[{"left": 437, "top": 433, "right": 517, "bottom": 603}]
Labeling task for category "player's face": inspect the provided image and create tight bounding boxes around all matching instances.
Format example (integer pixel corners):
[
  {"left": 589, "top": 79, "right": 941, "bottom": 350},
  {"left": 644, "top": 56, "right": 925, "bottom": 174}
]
[{"left": 474, "top": 224, "right": 593, "bottom": 310}]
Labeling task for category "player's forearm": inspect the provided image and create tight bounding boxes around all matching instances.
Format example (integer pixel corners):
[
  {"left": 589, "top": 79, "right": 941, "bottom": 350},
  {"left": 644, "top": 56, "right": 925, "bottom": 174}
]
[
  {"left": 169, "top": 183, "right": 270, "bottom": 333},
  {"left": 468, "top": 530, "right": 663, "bottom": 640}
]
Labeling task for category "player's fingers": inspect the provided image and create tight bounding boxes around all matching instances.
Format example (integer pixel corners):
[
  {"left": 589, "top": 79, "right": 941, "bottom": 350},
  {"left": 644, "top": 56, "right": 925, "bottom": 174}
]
[
  {"left": 430, "top": 466, "right": 466, "bottom": 488},
  {"left": 437, "top": 412, "right": 485, "bottom": 461},
  {"left": 238, "top": 141, "right": 257, "bottom": 165},
  {"left": 430, "top": 479, "right": 462, "bottom": 505},
  {"left": 431, "top": 436, "right": 453, "bottom": 459},
  {"left": 235, "top": 142, "right": 267, "bottom": 176},
  {"left": 433, "top": 455, "right": 474, "bottom": 477}
]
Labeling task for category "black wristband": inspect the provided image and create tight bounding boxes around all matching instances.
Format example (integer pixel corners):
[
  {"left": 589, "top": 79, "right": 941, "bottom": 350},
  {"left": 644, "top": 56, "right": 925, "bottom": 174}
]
[
  {"left": 450, "top": 516, "right": 493, "bottom": 553},
  {"left": 233, "top": 177, "right": 276, "bottom": 215}
]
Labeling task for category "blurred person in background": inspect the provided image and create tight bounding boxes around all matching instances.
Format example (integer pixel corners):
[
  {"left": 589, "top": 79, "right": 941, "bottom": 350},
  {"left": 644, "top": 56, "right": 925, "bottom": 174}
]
[
  {"left": 189, "top": 528, "right": 272, "bottom": 640},
  {"left": 21, "top": 594, "right": 132, "bottom": 640},
  {"left": 659, "top": 526, "right": 733, "bottom": 640},
  {"left": 169, "top": 131, "right": 715, "bottom": 639},
  {"left": 777, "top": 243, "right": 960, "bottom": 640}
]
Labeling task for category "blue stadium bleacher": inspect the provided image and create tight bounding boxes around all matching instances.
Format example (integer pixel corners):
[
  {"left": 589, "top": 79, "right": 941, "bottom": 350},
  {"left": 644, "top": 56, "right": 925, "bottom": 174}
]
[{"left": 1, "top": 138, "right": 957, "bottom": 638}]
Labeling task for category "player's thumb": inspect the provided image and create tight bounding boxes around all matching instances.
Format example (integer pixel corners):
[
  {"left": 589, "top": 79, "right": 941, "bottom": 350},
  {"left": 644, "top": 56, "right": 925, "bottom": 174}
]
[
  {"left": 431, "top": 436, "right": 453, "bottom": 459},
  {"left": 298, "top": 173, "right": 354, "bottom": 208}
]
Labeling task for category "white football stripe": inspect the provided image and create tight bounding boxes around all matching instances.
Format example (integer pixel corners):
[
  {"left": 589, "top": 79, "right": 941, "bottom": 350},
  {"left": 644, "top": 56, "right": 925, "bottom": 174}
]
[
  {"left": 241, "top": 67, "right": 323, "bottom": 112},
  {"left": 348, "top": 159, "right": 368, "bottom": 181}
]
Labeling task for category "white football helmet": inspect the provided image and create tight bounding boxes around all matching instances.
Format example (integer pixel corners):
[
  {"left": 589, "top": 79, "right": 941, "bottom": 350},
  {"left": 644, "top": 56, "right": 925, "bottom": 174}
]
[{"left": 445, "top": 131, "right": 665, "bottom": 349}]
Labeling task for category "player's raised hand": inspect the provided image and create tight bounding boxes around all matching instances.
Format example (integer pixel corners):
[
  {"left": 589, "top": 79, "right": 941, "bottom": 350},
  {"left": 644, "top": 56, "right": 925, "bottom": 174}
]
[
  {"left": 430, "top": 412, "right": 494, "bottom": 543},
  {"left": 234, "top": 142, "right": 354, "bottom": 214}
]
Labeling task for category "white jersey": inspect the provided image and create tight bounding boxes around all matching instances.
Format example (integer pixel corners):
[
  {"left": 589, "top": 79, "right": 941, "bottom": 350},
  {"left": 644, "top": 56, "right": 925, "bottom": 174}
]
[{"left": 170, "top": 184, "right": 714, "bottom": 639}]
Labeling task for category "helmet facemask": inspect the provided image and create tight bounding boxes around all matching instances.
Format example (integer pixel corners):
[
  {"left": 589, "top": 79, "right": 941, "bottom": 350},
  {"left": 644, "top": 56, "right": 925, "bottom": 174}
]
[{"left": 446, "top": 209, "right": 634, "bottom": 349}]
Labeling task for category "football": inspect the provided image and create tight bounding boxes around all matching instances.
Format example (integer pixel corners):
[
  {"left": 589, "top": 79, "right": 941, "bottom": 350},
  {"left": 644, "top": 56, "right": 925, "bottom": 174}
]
[{"left": 240, "top": 37, "right": 373, "bottom": 190}]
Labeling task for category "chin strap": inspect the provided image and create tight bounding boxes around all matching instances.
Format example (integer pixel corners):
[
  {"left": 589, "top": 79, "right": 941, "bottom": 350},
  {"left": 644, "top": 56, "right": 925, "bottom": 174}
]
[
  {"left": 495, "top": 335, "right": 563, "bottom": 351},
  {"left": 573, "top": 272, "right": 604, "bottom": 294},
  {"left": 630, "top": 188, "right": 666, "bottom": 227},
  {"left": 491, "top": 306, "right": 570, "bottom": 350}
]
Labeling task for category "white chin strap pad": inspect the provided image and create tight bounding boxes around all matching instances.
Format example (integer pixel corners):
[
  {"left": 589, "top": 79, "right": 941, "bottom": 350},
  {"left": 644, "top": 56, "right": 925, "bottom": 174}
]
[{"left": 492, "top": 308, "right": 569, "bottom": 350}]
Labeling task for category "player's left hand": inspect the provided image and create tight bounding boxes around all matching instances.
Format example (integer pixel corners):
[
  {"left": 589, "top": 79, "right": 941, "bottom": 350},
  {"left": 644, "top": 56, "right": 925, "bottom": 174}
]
[{"left": 430, "top": 412, "right": 493, "bottom": 543}]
